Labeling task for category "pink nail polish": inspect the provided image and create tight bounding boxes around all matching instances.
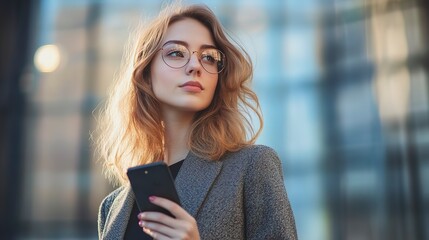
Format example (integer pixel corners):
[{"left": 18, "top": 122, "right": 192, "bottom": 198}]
[{"left": 149, "top": 196, "right": 156, "bottom": 202}]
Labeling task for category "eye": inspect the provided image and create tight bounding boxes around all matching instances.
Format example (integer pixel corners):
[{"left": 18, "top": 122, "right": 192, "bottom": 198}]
[
  {"left": 201, "top": 54, "right": 216, "bottom": 64},
  {"left": 166, "top": 50, "right": 186, "bottom": 58},
  {"left": 162, "top": 43, "right": 189, "bottom": 59}
]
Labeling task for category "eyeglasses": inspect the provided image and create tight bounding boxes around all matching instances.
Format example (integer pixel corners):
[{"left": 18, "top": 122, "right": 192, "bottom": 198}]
[{"left": 160, "top": 42, "right": 225, "bottom": 74}]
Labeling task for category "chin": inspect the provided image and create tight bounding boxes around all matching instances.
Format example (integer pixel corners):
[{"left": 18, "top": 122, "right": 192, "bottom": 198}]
[
  {"left": 159, "top": 98, "right": 211, "bottom": 112},
  {"left": 178, "top": 102, "right": 211, "bottom": 112},
  {"left": 182, "top": 106, "right": 209, "bottom": 112}
]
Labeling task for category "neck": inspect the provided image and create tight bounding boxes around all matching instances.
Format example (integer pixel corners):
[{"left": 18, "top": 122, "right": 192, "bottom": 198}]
[{"left": 162, "top": 109, "right": 194, "bottom": 166}]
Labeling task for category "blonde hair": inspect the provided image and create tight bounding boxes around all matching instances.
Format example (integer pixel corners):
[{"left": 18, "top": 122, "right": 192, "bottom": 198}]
[{"left": 96, "top": 4, "right": 263, "bottom": 185}]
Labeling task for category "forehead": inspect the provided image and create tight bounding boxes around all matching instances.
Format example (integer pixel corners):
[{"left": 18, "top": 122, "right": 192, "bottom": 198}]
[{"left": 163, "top": 18, "right": 215, "bottom": 47}]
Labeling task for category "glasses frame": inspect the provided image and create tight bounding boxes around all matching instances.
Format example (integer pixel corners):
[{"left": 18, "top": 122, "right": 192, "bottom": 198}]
[{"left": 159, "top": 42, "right": 226, "bottom": 74}]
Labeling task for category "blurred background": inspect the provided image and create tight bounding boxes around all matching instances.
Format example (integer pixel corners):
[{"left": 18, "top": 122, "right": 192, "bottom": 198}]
[{"left": 1, "top": 0, "right": 428, "bottom": 239}]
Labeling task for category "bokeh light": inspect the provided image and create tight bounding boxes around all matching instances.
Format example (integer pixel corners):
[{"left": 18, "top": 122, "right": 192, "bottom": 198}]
[{"left": 34, "top": 44, "right": 61, "bottom": 72}]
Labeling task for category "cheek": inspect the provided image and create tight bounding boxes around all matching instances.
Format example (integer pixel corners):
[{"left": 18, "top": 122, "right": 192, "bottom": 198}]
[
  {"left": 150, "top": 60, "right": 170, "bottom": 95},
  {"left": 151, "top": 76, "right": 171, "bottom": 101},
  {"left": 205, "top": 77, "right": 219, "bottom": 104}
]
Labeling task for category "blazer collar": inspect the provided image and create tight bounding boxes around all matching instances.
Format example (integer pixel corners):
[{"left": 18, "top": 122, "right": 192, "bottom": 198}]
[
  {"left": 102, "top": 151, "right": 223, "bottom": 239},
  {"left": 175, "top": 151, "right": 223, "bottom": 217}
]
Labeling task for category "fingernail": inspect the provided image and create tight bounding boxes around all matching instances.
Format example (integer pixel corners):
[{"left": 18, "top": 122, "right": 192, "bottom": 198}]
[
  {"left": 139, "top": 221, "right": 143, "bottom": 227},
  {"left": 138, "top": 213, "right": 143, "bottom": 219},
  {"left": 149, "top": 196, "right": 156, "bottom": 202}
]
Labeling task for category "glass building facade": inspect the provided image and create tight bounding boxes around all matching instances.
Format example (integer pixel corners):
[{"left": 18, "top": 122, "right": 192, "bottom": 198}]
[{"left": 0, "top": 0, "right": 428, "bottom": 239}]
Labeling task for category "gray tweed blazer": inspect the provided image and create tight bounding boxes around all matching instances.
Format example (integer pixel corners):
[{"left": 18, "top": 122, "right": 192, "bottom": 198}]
[{"left": 98, "top": 145, "right": 298, "bottom": 239}]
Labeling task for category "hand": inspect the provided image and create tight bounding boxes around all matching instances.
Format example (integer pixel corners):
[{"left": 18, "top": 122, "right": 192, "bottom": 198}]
[{"left": 138, "top": 196, "right": 200, "bottom": 240}]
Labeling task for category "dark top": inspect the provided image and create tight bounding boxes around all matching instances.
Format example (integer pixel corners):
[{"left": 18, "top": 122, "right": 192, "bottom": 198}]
[{"left": 124, "top": 160, "right": 184, "bottom": 240}]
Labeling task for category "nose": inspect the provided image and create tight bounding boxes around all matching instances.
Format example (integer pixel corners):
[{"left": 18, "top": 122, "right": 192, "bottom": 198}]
[{"left": 185, "top": 51, "right": 202, "bottom": 76}]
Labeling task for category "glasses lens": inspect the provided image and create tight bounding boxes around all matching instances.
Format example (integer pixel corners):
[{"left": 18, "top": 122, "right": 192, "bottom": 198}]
[
  {"left": 161, "top": 43, "right": 225, "bottom": 73},
  {"left": 200, "top": 49, "right": 225, "bottom": 74},
  {"left": 161, "top": 43, "right": 190, "bottom": 68}
]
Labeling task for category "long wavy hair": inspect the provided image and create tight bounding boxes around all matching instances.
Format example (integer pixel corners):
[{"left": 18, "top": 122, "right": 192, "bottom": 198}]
[{"left": 96, "top": 4, "right": 263, "bottom": 185}]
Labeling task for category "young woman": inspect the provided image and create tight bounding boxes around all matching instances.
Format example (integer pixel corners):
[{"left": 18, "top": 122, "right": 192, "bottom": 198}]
[{"left": 97, "top": 4, "right": 297, "bottom": 240}]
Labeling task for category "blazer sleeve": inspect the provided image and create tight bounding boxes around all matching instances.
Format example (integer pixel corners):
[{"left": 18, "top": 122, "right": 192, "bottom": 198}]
[
  {"left": 98, "top": 194, "right": 111, "bottom": 238},
  {"left": 97, "top": 187, "right": 122, "bottom": 239},
  {"left": 244, "top": 146, "right": 298, "bottom": 240}
]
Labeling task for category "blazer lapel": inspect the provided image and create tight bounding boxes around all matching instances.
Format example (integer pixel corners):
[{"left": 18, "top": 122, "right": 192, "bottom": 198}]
[
  {"left": 175, "top": 152, "right": 223, "bottom": 217},
  {"left": 102, "top": 185, "right": 134, "bottom": 239}
]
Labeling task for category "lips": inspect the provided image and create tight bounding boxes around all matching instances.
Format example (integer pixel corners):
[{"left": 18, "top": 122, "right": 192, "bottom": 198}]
[{"left": 179, "top": 81, "right": 204, "bottom": 90}]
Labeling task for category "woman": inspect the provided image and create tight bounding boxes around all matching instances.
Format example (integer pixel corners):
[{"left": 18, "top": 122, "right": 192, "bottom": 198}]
[{"left": 97, "top": 4, "right": 297, "bottom": 240}]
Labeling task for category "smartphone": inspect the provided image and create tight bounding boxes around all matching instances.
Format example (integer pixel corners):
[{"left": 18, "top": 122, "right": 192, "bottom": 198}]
[{"left": 127, "top": 162, "right": 181, "bottom": 218}]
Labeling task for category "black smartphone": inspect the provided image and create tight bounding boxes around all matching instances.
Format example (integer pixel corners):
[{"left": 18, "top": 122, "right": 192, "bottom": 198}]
[{"left": 127, "top": 162, "right": 181, "bottom": 218}]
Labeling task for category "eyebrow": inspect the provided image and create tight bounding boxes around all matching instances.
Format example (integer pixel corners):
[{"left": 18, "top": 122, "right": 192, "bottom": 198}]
[{"left": 163, "top": 40, "right": 218, "bottom": 49}]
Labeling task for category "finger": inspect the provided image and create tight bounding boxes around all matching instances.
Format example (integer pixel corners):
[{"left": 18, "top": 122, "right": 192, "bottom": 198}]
[
  {"left": 139, "top": 211, "right": 197, "bottom": 238},
  {"left": 143, "top": 227, "right": 171, "bottom": 240},
  {"left": 140, "top": 220, "right": 176, "bottom": 238},
  {"left": 148, "top": 196, "right": 190, "bottom": 219},
  {"left": 138, "top": 211, "right": 177, "bottom": 227}
]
